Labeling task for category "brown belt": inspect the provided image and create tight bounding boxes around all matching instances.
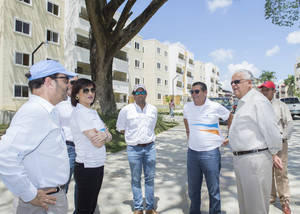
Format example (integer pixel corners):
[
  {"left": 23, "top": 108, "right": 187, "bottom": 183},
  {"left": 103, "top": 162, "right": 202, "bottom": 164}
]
[
  {"left": 233, "top": 148, "right": 268, "bottom": 156},
  {"left": 136, "top": 142, "right": 153, "bottom": 147}
]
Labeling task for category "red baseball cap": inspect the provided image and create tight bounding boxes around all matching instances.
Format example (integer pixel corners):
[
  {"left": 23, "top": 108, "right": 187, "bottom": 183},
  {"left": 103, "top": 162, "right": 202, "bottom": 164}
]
[{"left": 258, "top": 81, "right": 276, "bottom": 89}]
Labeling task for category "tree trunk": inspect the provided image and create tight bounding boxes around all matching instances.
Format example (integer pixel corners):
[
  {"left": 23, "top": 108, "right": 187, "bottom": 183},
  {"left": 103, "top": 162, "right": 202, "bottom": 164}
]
[{"left": 90, "top": 36, "right": 116, "bottom": 115}]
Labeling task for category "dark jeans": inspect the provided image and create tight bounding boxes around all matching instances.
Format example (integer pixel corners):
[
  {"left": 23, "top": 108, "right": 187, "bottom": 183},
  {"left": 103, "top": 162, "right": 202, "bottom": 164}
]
[
  {"left": 187, "top": 148, "right": 221, "bottom": 214},
  {"left": 74, "top": 162, "right": 104, "bottom": 214}
]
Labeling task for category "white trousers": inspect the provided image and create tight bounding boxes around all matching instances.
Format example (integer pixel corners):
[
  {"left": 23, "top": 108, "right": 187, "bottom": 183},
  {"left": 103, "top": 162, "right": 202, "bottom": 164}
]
[{"left": 233, "top": 151, "right": 272, "bottom": 214}]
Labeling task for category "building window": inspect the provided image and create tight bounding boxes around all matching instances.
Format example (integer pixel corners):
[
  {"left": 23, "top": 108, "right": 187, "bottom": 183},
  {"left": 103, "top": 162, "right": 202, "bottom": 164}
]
[
  {"left": 157, "top": 62, "right": 161, "bottom": 69},
  {"left": 157, "top": 78, "right": 162, "bottom": 85},
  {"left": 142, "top": 62, "right": 144, "bottom": 68},
  {"left": 134, "top": 59, "right": 140, "bottom": 68},
  {"left": 157, "top": 93, "right": 161, "bottom": 100},
  {"left": 15, "top": 18, "right": 30, "bottom": 35},
  {"left": 135, "top": 78, "right": 140, "bottom": 85},
  {"left": 14, "top": 85, "right": 29, "bottom": 98},
  {"left": 165, "top": 80, "right": 168, "bottom": 85},
  {"left": 165, "top": 65, "right": 168, "bottom": 71},
  {"left": 157, "top": 47, "right": 160, "bottom": 54},
  {"left": 18, "top": 0, "right": 31, "bottom": 5},
  {"left": 135, "top": 42, "right": 140, "bottom": 50},
  {"left": 164, "top": 51, "right": 168, "bottom": 57},
  {"left": 47, "top": 1, "right": 59, "bottom": 16},
  {"left": 15, "top": 52, "right": 30, "bottom": 66},
  {"left": 47, "top": 29, "right": 59, "bottom": 43}
]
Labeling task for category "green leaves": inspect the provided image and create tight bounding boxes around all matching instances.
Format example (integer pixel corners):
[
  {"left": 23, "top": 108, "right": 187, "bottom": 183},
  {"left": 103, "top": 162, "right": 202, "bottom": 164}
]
[{"left": 265, "top": 0, "right": 300, "bottom": 27}]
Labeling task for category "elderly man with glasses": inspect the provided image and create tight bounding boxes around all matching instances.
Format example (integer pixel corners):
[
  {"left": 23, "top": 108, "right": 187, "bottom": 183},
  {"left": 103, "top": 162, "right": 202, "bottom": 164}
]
[
  {"left": 116, "top": 84, "right": 158, "bottom": 214},
  {"left": 229, "top": 70, "right": 283, "bottom": 214},
  {"left": 183, "top": 81, "right": 233, "bottom": 214}
]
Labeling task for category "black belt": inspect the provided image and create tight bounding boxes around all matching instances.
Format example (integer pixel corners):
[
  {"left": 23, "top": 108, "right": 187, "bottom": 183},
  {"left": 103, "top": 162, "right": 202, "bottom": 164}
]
[
  {"left": 66, "top": 140, "right": 75, "bottom": 146},
  {"left": 136, "top": 142, "right": 153, "bottom": 147},
  {"left": 233, "top": 148, "right": 268, "bottom": 156},
  {"left": 45, "top": 184, "right": 66, "bottom": 195}
]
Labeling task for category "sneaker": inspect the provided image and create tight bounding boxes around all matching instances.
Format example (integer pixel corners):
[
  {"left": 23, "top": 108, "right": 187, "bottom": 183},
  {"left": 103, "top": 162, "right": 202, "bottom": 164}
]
[{"left": 133, "top": 210, "right": 143, "bottom": 214}]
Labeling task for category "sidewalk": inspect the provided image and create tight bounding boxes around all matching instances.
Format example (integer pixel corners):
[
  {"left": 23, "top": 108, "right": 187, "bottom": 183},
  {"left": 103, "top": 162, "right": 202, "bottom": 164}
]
[{"left": 1, "top": 121, "right": 299, "bottom": 213}]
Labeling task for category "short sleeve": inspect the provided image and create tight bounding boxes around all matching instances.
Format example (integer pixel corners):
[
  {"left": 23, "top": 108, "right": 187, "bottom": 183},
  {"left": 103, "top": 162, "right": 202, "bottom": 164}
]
[
  {"left": 74, "top": 108, "right": 97, "bottom": 132},
  {"left": 183, "top": 104, "right": 188, "bottom": 119},
  {"left": 116, "top": 107, "right": 127, "bottom": 131},
  {"left": 217, "top": 104, "right": 230, "bottom": 121}
]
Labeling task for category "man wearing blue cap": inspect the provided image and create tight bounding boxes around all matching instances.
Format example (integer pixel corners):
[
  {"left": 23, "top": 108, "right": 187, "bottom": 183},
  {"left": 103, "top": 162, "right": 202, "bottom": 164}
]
[{"left": 0, "top": 60, "right": 76, "bottom": 214}]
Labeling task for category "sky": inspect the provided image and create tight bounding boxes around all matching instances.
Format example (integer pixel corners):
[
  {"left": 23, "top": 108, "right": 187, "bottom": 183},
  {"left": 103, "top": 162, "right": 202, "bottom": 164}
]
[{"left": 123, "top": 0, "right": 300, "bottom": 90}]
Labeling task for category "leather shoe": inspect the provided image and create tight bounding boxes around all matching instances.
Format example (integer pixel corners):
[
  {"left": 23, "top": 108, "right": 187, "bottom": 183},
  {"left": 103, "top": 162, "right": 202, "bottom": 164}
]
[
  {"left": 145, "top": 210, "right": 158, "bottom": 214},
  {"left": 133, "top": 210, "right": 143, "bottom": 214},
  {"left": 282, "top": 203, "right": 291, "bottom": 214}
]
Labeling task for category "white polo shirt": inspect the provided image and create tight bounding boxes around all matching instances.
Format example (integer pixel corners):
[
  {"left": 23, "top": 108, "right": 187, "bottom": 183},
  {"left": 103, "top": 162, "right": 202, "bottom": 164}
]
[
  {"left": 183, "top": 99, "right": 230, "bottom": 152},
  {"left": 70, "top": 103, "right": 106, "bottom": 168},
  {"left": 116, "top": 103, "right": 157, "bottom": 146}
]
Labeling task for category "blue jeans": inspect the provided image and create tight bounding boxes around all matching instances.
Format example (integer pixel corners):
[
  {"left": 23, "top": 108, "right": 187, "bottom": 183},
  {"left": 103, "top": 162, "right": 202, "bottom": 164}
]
[
  {"left": 65, "top": 144, "right": 78, "bottom": 214},
  {"left": 187, "top": 148, "right": 221, "bottom": 214},
  {"left": 127, "top": 142, "right": 156, "bottom": 211}
]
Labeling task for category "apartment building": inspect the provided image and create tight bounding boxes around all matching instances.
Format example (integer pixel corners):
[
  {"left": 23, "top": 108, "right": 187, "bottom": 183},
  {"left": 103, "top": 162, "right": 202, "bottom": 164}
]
[
  {"left": 204, "top": 63, "right": 220, "bottom": 97},
  {"left": 143, "top": 39, "right": 169, "bottom": 106},
  {"left": 168, "top": 42, "right": 196, "bottom": 105},
  {"left": 193, "top": 60, "right": 206, "bottom": 83},
  {"left": 65, "top": 0, "right": 130, "bottom": 107},
  {"left": 294, "top": 57, "right": 300, "bottom": 91},
  {"left": 0, "top": 0, "right": 65, "bottom": 114},
  {"left": 276, "top": 83, "right": 288, "bottom": 99}
]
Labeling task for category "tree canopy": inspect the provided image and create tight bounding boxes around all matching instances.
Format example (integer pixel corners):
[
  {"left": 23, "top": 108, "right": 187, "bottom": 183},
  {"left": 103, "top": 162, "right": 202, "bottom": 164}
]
[
  {"left": 259, "top": 70, "right": 277, "bottom": 82},
  {"left": 265, "top": 0, "right": 300, "bottom": 27},
  {"left": 284, "top": 74, "right": 296, "bottom": 96}
]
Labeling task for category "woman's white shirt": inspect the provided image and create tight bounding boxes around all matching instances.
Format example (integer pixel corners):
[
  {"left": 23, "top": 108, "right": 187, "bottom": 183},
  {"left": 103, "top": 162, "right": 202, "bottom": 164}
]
[{"left": 70, "top": 103, "right": 106, "bottom": 168}]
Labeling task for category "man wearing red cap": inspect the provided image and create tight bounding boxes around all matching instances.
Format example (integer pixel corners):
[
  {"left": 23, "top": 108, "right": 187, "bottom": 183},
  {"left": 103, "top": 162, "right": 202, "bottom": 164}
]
[{"left": 259, "top": 81, "right": 293, "bottom": 214}]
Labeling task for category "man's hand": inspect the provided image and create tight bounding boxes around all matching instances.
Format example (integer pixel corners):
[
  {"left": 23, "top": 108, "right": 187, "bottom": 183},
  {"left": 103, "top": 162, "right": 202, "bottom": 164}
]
[
  {"left": 272, "top": 154, "right": 283, "bottom": 170},
  {"left": 29, "top": 189, "right": 57, "bottom": 210},
  {"left": 222, "top": 138, "right": 229, "bottom": 146}
]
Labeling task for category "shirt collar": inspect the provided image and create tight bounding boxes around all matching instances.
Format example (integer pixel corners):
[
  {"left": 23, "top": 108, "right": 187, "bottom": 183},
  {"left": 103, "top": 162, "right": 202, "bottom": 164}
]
[
  {"left": 134, "top": 102, "right": 147, "bottom": 112},
  {"left": 240, "top": 88, "right": 255, "bottom": 103},
  {"left": 30, "top": 94, "right": 55, "bottom": 113}
]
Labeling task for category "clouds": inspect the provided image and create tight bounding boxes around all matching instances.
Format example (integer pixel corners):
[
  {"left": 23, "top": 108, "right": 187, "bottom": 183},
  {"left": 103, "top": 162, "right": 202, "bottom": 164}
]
[
  {"left": 210, "top": 48, "right": 234, "bottom": 62},
  {"left": 227, "top": 61, "right": 260, "bottom": 76},
  {"left": 265, "top": 45, "right": 280, "bottom": 56},
  {"left": 207, "top": 0, "right": 232, "bottom": 12},
  {"left": 286, "top": 31, "right": 300, "bottom": 44}
]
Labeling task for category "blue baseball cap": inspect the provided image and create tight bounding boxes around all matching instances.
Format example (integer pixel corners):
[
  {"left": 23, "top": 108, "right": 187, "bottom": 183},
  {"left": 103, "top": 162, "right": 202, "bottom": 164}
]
[{"left": 28, "top": 60, "right": 77, "bottom": 81}]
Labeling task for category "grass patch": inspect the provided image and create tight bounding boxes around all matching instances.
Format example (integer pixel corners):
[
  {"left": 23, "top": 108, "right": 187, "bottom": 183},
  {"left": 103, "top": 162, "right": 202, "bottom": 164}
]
[{"left": 0, "top": 124, "right": 8, "bottom": 137}]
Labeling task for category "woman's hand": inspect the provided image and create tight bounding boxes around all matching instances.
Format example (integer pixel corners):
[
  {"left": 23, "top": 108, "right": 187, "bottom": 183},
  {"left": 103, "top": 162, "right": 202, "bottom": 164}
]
[{"left": 83, "top": 129, "right": 106, "bottom": 148}]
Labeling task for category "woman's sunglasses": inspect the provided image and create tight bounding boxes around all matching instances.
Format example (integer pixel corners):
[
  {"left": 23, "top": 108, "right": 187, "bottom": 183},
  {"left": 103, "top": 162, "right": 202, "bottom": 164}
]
[{"left": 82, "top": 88, "right": 96, "bottom": 94}]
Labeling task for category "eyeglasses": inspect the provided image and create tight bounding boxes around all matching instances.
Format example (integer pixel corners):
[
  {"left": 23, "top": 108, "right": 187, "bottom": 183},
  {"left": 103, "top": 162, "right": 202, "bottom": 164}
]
[
  {"left": 82, "top": 88, "right": 96, "bottom": 94},
  {"left": 53, "top": 76, "right": 69, "bottom": 84},
  {"left": 230, "top": 79, "right": 247, "bottom": 85},
  {"left": 135, "top": 91, "right": 146, "bottom": 95},
  {"left": 190, "top": 89, "right": 201, "bottom": 94}
]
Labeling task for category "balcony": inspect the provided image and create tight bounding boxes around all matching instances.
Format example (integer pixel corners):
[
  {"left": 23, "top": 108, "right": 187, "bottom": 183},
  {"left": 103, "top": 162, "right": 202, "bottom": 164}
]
[
  {"left": 113, "top": 80, "right": 129, "bottom": 94},
  {"left": 76, "top": 46, "right": 90, "bottom": 64},
  {"left": 113, "top": 58, "right": 129, "bottom": 73},
  {"left": 176, "top": 67, "right": 183, "bottom": 74}
]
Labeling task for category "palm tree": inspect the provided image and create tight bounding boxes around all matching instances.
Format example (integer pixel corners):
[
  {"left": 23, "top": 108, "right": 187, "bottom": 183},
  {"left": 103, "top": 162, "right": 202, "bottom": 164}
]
[
  {"left": 259, "top": 70, "right": 276, "bottom": 82},
  {"left": 284, "top": 75, "right": 295, "bottom": 97}
]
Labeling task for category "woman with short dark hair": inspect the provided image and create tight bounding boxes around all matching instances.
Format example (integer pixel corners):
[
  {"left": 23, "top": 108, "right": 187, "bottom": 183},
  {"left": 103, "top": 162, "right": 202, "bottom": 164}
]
[{"left": 70, "top": 78, "right": 112, "bottom": 214}]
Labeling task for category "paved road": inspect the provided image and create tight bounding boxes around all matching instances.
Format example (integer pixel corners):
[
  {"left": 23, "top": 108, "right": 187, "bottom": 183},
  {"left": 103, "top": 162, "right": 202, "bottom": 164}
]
[{"left": 0, "top": 119, "right": 300, "bottom": 213}]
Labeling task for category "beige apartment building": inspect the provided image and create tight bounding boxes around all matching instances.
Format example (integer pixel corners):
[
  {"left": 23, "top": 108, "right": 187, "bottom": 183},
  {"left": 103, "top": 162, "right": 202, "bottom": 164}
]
[
  {"left": 0, "top": 0, "right": 222, "bottom": 123},
  {"left": 0, "top": 0, "right": 65, "bottom": 122},
  {"left": 143, "top": 39, "right": 169, "bottom": 106}
]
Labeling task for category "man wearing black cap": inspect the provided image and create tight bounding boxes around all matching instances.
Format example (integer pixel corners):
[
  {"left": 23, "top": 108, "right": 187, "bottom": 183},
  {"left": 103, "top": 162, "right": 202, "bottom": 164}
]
[
  {"left": 259, "top": 81, "right": 293, "bottom": 214},
  {"left": 0, "top": 60, "right": 76, "bottom": 214},
  {"left": 116, "top": 84, "right": 158, "bottom": 214}
]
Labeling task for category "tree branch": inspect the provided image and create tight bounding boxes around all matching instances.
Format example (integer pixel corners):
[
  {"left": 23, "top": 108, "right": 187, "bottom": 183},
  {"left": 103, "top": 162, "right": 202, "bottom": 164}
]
[
  {"left": 113, "top": 0, "right": 136, "bottom": 37},
  {"left": 118, "top": 0, "right": 168, "bottom": 50},
  {"left": 103, "top": 0, "right": 126, "bottom": 22}
]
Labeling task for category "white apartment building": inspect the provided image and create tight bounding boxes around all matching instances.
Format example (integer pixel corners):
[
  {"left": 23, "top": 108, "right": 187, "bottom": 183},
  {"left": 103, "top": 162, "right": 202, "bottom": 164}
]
[
  {"left": 193, "top": 60, "right": 206, "bottom": 83},
  {"left": 276, "top": 83, "right": 288, "bottom": 99},
  {"left": 65, "top": 0, "right": 130, "bottom": 106},
  {"left": 143, "top": 39, "right": 169, "bottom": 106},
  {"left": 0, "top": 0, "right": 65, "bottom": 121},
  {"left": 168, "top": 42, "right": 195, "bottom": 105},
  {"left": 204, "top": 62, "right": 220, "bottom": 97}
]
